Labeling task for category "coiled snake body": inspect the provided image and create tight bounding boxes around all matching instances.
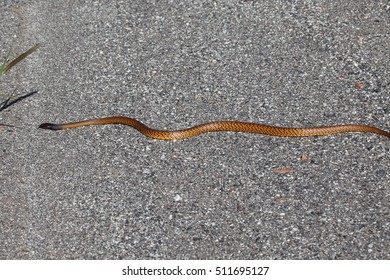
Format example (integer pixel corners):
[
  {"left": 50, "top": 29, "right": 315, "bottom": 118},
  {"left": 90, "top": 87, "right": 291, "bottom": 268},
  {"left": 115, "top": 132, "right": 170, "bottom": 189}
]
[{"left": 39, "top": 116, "right": 389, "bottom": 140}]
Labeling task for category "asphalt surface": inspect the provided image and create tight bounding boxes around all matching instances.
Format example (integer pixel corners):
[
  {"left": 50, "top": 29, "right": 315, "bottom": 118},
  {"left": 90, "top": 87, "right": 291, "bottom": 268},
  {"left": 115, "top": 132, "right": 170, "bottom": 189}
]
[{"left": 1, "top": 0, "right": 389, "bottom": 259}]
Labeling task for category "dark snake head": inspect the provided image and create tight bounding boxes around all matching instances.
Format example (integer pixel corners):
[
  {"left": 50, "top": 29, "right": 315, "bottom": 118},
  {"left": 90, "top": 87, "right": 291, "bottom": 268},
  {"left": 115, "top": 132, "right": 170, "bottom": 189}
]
[{"left": 39, "top": 123, "right": 62, "bottom": 130}]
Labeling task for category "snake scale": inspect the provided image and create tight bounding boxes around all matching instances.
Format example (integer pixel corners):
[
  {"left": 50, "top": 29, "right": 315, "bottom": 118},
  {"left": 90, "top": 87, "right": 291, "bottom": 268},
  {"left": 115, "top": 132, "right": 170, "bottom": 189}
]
[{"left": 39, "top": 116, "right": 390, "bottom": 140}]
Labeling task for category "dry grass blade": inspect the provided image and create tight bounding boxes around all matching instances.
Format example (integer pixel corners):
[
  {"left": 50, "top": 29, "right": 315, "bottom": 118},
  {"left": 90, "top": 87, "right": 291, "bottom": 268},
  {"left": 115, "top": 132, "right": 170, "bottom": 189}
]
[{"left": 2, "top": 43, "right": 40, "bottom": 74}]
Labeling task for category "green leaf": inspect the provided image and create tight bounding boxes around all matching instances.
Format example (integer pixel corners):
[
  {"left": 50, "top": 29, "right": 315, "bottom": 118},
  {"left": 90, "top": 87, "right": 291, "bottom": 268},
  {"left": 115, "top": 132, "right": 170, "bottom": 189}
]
[{"left": 1, "top": 43, "right": 40, "bottom": 74}]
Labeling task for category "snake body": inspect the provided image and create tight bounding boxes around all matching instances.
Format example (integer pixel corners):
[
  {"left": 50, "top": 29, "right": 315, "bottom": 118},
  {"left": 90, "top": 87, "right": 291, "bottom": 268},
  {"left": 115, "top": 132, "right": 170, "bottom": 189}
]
[{"left": 39, "top": 116, "right": 390, "bottom": 140}]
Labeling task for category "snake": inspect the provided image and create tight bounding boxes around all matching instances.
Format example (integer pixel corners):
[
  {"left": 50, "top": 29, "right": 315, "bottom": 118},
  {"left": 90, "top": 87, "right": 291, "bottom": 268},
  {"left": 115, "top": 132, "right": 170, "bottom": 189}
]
[{"left": 39, "top": 116, "right": 389, "bottom": 140}]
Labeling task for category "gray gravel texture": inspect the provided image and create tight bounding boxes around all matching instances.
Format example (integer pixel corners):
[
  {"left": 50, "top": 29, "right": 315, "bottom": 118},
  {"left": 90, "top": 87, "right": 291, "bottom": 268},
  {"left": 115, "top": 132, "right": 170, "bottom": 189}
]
[{"left": 0, "top": 0, "right": 389, "bottom": 259}]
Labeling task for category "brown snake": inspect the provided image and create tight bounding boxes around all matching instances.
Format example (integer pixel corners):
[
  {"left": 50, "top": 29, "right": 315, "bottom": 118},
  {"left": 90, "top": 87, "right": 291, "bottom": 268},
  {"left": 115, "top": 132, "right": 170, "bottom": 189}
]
[{"left": 39, "top": 116, "right": 389, "bottom": 140}]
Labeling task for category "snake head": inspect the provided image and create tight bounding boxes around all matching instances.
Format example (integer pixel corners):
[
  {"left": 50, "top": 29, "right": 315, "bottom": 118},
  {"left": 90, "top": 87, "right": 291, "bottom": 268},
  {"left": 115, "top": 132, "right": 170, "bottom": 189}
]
[{"left": 39, "top": 123, "right": 62, "bottom": 130}]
